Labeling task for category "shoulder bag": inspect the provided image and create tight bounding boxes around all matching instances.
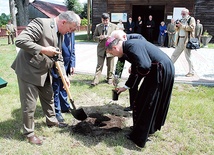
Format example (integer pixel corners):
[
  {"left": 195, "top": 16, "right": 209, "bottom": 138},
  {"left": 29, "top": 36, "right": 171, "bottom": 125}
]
[{"left": 186, "top": 17, "right": 200, "bottom": 50}]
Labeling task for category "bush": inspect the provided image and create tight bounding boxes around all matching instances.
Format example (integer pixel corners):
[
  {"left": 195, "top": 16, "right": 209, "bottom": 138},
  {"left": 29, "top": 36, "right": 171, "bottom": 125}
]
[{"left": 81, "top": 18, "right": 88, "bottom": 26}]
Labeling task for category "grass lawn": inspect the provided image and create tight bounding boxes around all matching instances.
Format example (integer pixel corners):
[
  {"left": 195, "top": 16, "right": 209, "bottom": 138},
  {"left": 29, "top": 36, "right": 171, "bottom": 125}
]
[
  {"left": 0, "top": 37, "right": 214, "bottom": 155},
  {"left": 75, "top": 33, "right": 94, "bottom": 42}
]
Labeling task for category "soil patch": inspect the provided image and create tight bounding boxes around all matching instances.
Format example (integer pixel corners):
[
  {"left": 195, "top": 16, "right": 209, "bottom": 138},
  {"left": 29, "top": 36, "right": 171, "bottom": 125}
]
[{"left": 70, "top": 113, "right": 125, "bottom": 136}]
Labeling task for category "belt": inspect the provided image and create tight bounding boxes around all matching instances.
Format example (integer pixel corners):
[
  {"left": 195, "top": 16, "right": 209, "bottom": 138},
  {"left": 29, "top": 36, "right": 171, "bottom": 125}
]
[{"left": 179, "top": 36, "right": 185, "bottom": 38}]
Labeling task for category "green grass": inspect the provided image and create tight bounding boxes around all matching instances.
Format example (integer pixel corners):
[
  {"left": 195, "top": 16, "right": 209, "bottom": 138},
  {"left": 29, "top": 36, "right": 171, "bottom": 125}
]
[
  {"left": 0, "top": 37, "right": 214, "bottom": 154},
  {"left": 75, "top": 33, "right": 94, "bottom": 42},
  {"left": 208, "top": 43, "right": 214, "bottom": 49}
]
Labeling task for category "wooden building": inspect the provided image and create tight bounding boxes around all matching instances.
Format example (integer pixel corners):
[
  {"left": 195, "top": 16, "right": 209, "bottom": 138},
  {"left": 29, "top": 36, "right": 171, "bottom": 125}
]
[
  {"left": 92, "top": 0, "right": 214, "bottom": 42},
  {"left": 14, "top": 0, "right": 68, "bottom": 35},
  {"left": 28, "top": 0, "right": 68, "bottom": 20}
]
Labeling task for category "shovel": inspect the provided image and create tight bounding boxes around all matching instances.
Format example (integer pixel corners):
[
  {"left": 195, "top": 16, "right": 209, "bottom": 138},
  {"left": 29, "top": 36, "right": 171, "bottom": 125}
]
[{"left": 54, "top": 61, "right": 87, "bottom": 121}]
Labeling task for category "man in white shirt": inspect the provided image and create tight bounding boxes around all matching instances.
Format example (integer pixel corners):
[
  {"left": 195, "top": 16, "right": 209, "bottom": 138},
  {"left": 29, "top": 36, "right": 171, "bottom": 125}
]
[{"left": 170, "top": 8, "right": 196, "bottom": 77}]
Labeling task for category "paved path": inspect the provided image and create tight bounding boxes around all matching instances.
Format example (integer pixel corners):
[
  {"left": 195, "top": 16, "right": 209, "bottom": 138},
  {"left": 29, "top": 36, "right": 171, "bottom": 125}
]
[{"left": 74, "top": 33, "right": 214, "bottom": 86}]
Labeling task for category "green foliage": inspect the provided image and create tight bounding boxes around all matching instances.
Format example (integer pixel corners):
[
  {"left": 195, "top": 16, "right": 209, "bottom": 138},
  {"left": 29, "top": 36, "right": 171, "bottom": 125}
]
[
  {"left": 65, "top": 0, "right": 91, "bottom": 20},
  {"left": 66, "top": 0, "right": 83, "bottom": 15},
  {"left": 81, "top": 18, "right": 88, "bottom": 26},
  {"left": 0, "top": 13, "right": 10, "bottom": 27},
  {"left": 203, "top": 30, "right": 212, "bottom": 37},
  {"left": 208, "top": 43, "right": 214, "bottom": 48},
  {"left": 75, "top": 34, "right": 94, "bottom": 42},
  {"left": 110, "top": 61, "right": 124, "bottom": 89},
  {"left": 80, "top": 3, "right": 91, "bottom": 19}
]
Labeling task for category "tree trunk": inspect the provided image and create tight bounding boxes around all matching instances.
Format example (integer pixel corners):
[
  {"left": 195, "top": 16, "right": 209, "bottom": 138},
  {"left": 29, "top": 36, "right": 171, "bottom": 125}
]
[
  {"left": 9, "top": 0, "right": 17, "bottom": 35},
  {"left": 87, "top": 0, "right": 91, "bottom": 40},
  {"left": 16, "top": 0, "right": 29, "bottom": 26}
]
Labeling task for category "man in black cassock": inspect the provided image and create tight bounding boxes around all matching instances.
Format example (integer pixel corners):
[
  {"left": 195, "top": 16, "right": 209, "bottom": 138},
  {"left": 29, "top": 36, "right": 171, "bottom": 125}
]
[
  {"left": 111, "top": 30, "right": 146, "bottom": 111},
  {"left": 146, "top": 15, "right": 155, "bottom": 43},
  {"left": 105, "top": 37, "right": 175, "bottom": 148}
]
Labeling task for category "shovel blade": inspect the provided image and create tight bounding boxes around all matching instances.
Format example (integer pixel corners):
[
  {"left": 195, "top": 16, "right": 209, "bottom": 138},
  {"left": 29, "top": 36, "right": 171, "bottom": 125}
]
[{"left": 70, "top": 108, "right": 87, "bottom": 121}]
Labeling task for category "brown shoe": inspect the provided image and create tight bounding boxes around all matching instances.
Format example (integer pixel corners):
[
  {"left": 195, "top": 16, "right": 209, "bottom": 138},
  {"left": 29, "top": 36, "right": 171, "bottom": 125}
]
[
  {"left": 27, "top": 135, "right": 43, "bottom": 145},
  {"left": 48, "top": 122, "right": 68, "bottom": 128},
  {"left": 185, "top": 73, "right": 194, "bottom": 77}
]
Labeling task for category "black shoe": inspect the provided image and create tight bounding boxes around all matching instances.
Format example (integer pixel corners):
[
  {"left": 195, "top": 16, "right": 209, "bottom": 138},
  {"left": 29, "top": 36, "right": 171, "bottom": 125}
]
[
  {"left": 125, "top": 134, "right": 131, "bottom": 140},
  {"left": 91, "top": 82, "right": 98, "bottom": 86},
  {"left": 125, "top": 133, "right": 147, "bottom": 148},
  {"left": 124, "top": 106, "right": 132, "bottom": 111},
  {"left": 56, "top": 114, "right": 64, "bottom": 122},
  {"left": 57, "top": 122, "right": 68, "bottom": 128},
  {"left": 61, "top": 109, "right": 71, "bottom": 113}
]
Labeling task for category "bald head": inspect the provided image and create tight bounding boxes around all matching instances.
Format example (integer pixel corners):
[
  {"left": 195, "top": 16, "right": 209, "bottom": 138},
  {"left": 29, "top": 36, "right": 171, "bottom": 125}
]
[{"left": 110, "top": 30, "right": 127, "bottom": 41}]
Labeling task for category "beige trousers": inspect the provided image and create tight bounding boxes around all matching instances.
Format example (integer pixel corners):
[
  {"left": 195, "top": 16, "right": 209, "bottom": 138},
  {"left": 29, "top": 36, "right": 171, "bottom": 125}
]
[
  {"left": 92, "top": 55, "right": 114, "bottom": 84},
  {"left": 171, "top": 38, "right": 194, "bottom": 74},
  {"left": 168, "top": 34, "right": 175, "bottom": 47}
]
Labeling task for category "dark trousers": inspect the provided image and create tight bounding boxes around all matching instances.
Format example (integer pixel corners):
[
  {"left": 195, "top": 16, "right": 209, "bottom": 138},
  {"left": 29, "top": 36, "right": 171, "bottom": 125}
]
[
  {"left": 8, "top": 34, "right": 14, "bottom": 44},
  {"left": 147, "top": 29, "right": 153, "bottom": 43},
  {"left": 52, "top": 77, "right": 70, "bottom": 117},
  {"left": 129, "top": 75, "right": 143, "bottom": 108}
]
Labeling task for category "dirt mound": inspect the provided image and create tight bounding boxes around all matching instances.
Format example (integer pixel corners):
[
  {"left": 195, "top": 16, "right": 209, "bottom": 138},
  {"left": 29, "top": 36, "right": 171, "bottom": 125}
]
[{"left": 70, "top": 113, "right": 124, "bottom": 136}]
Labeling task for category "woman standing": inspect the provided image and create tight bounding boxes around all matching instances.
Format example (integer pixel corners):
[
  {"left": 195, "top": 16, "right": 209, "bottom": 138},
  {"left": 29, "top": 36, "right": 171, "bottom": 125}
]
[
  {"left": 117, "top": 20, "right": 125, "bottom": 31},
  {"left": 158, "top": 21, "right": 167, "bottom": 47}
]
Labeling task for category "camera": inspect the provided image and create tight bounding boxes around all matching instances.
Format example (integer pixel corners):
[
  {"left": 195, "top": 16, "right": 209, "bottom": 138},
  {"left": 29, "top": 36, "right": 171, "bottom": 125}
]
[
  {"left": 175, "top": 19, "right": 181, "bottom": 24},
  {"left": 175, "top": 19, "right": 182, "bottom": 27}
]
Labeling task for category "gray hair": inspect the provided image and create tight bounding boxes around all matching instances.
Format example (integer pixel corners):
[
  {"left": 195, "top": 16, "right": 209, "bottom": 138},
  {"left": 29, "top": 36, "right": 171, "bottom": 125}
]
[
  {"left": 182, "top": 8, "right": 189, "bottom": 13},
  {"left": 110, "top": 30, "right": 126, "bottom": 40},
  {"left": 58, "top": 11, "right": 80, "bottom": 24}
]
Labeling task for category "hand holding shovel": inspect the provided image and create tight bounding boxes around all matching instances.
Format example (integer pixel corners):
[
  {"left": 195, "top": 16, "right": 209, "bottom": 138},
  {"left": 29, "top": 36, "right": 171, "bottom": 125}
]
[{"left": 54, "top": 57, "right": 87, "bottom": 121}]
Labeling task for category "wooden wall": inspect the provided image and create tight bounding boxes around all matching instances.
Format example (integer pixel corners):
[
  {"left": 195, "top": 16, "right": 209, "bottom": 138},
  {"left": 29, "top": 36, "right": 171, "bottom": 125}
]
[
  {"left": 92, "top": 0, "right": 108, "bottom": 31},
  {"left": 91, "top": 0, "right": 214, "bottom": 43},
  {"left": 194, "top": 0, "right": 214, "bottom": 42},
  {"left": 92, "top": 0, "right": 195, "bottom": 27}
]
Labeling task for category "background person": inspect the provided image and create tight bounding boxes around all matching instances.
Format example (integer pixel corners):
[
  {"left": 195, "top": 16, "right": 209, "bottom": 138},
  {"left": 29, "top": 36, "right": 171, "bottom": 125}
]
[
  {"left": 126, "top": 17, "right": 135, "bottom": 34},
  {"left": 6, "top": 20, "right": 16, "bottom": 44},
  {"left": 91, "top": 13, "right": 118, "bottom": 86},
  {"left": 195, "top": 19, "right": 203, "bottom": 43},
  {"left": 52, "top": 33, "right": 76, "bottom": 123},
  {"left": 170, "top": 8, "right": 196, "bottom": 77},
  {"left": 11, "top": 11, "right": 80, "bottom": 145},
  {"left": 167, "top": 18, "right": 176, "bottom": 48},
  {"left": 158, "top": 21, "right": 167, "bottom": 47},
  {"left": 146, "top": 15, "right": 155, "bottom": 43},
  {"left": 117, "top": 19, "right": 125, "bottom": 31},
  {"left": 136, "top": 16, "right": 143, "bottom": 34},
  {"left": 105, "top": 37, "right": 175, "bottom": 148}
]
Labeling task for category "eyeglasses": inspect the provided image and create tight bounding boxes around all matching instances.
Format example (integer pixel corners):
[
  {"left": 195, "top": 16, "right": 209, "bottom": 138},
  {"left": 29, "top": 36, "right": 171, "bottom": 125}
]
[{"left": 181, "top": 13, "right": 186, "bottom": 16}]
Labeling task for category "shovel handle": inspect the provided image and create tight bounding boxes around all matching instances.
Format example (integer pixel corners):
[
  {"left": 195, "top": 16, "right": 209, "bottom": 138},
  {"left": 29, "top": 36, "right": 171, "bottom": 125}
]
[{"left": 55, "top": 61, "right": 76, "bottom": 109}]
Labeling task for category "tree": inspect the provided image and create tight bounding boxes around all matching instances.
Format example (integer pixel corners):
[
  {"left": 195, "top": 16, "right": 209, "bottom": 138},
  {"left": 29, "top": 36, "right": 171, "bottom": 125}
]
[
  {"left": 9, "top": 0, "right": 17, "bottom": 28},
  {"left": 66, "top": 0, "right": 83, "bottom": 15},
  {"left": 0, "top": 13, "right": 10, "bottom": 27},
  {"left": 15, "top": 0, "right": 29, "bottom": 26},
  {"left": 80, "top": 3, "right": 87, "bottom": 19}
]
